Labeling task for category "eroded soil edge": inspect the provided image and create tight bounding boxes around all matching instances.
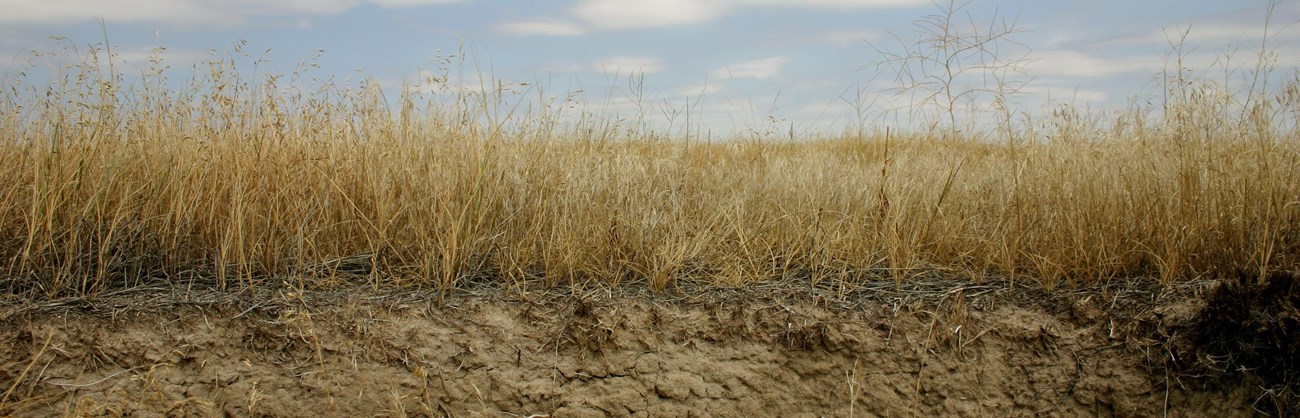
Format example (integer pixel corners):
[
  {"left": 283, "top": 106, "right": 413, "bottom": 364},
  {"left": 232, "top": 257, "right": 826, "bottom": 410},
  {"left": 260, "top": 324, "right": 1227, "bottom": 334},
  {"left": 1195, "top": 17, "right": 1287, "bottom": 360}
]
[{"left": 0, "top": 279, "right": 1283, "bottom": 417}]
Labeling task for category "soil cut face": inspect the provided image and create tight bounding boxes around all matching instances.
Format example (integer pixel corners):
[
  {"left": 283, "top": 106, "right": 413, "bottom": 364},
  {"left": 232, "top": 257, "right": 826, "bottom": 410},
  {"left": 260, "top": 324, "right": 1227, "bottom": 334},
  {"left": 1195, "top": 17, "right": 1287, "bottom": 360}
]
[{"left": 0, "top": 278, "right": 1287, "bottom": 417}]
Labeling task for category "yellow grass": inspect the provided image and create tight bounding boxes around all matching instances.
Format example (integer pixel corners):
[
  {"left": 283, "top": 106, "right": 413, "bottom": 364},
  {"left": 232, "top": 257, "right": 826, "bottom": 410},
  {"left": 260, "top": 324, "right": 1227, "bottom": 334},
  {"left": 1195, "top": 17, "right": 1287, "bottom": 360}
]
[{"left": 1, "top": 47, "right": 1298, "bottom": 298}]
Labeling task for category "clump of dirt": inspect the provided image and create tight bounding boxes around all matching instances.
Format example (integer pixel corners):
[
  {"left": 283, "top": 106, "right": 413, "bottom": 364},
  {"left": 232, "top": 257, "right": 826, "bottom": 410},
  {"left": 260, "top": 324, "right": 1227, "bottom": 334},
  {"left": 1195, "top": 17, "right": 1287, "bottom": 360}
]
[
  {"left": 1175, "top": 270, "right": 1300, "bottom": 415},
  {"left": 0, "top": 279, "right": 1276, "bottom": 417}
]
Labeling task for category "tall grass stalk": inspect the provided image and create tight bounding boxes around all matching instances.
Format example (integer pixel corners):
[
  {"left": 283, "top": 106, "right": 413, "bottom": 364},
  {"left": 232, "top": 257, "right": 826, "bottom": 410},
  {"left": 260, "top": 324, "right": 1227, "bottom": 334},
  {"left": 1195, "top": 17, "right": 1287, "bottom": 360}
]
[{"left": 0, "top": 43, "right": 1297, "bottom": 298}]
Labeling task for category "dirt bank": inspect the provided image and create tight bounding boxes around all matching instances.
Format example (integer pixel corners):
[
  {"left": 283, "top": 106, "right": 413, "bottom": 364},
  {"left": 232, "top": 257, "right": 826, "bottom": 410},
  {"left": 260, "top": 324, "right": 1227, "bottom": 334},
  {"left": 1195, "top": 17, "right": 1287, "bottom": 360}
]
[{"left": 0, "top": 278, "right": 1287, "bottom": 417}]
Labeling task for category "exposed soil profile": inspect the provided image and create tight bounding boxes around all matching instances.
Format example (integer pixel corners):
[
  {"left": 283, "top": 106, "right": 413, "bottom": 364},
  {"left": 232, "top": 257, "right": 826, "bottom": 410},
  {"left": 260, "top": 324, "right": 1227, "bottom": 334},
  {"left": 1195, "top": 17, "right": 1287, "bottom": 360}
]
[{"left": 0, "top": 278, "right": 1292, "bottom": 417}]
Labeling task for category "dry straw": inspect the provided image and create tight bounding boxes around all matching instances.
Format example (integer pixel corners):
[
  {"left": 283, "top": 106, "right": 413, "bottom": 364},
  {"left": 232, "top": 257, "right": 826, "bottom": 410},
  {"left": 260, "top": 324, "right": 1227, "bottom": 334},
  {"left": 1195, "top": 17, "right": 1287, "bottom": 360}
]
[{"left": 0, "top": 13, "right": 1297, "bottom": 299}]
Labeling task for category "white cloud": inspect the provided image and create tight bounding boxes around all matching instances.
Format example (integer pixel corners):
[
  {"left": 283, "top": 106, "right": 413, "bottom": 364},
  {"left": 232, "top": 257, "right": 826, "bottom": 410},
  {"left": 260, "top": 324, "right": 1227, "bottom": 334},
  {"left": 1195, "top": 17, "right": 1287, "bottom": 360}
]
[
  {"left": 575, "top": 0, "right": 724, "bottom": 30},
  {"left": 110, "top": 46, "right": 208, "bottom": 67},
  {"left": 1114, "top": 26, "right": 1300, "bottom": 69},
  {"left": 402, "top": 71, "right": 533, "bottom": 96},
  {"left": 1079, "top": 4, "right": 1300, "bottom": 50},
  {"left": 535, "top": 57, "right": 666, "bottom": 74},
  {"left": 1025, "top": 50, "right": 1153, "bottom": 78},
  {"left": 1019, "top": 85, "right": 1109, "bottom": 103},
  {"left": 1027, "top": 44, "right": 1299, "bottom": 80},
  {"left": 674, "top": 83, "right": 722, "bottom": 96},
  {"left": 594, "top": 56, "right": 665, "bottom": 74},
  {"left": 368, "top": 0, "right": 468, "bottom": 7},
  {"left": 1099, "top": 25, "right": 1284, "bottom": 49},
  {"left": 244, "top": 0, "right": 358, "bottom": 14},
  {"left": 0, "top": 0, "right": 215, "bottom": 24},
  {"left": 711, "top": 56, "right": 788, "bottom": 79},
  {"left": 0, "top": 0, "right": 471, "bottom": 25},
  {"left": 494, "top": 18, "right": 587, "bottom": 36},
  {"left": 572, "top": 0, "right": 925, "bottom": 29},
  {"left": 729, "top": 0, "right": 928, "bottom": 7},
  {"left": 819, "top": 29, "right": 881, "bottom": 46}
]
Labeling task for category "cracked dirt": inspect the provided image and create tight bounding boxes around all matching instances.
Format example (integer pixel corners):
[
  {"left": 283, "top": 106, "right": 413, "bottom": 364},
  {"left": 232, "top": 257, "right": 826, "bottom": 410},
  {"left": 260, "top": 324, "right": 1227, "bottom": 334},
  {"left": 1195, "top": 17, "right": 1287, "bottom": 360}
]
[{"left": 0, "top": 279, "right": 1284, "bottom": 417}]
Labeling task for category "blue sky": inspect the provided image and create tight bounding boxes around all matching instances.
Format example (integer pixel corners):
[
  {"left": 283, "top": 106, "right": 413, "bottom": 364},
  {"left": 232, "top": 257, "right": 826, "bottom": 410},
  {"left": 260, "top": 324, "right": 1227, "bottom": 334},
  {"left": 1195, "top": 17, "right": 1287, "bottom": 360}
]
[{"left": 1, "top": 0, "right": 1297, "bottom": 135}]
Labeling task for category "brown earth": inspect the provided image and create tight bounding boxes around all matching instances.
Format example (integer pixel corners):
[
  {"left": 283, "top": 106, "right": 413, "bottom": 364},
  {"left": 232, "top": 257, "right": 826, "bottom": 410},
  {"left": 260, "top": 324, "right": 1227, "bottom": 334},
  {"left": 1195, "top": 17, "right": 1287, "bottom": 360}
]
[{"left": 0, "top": 278, "right": 1287, "bottom": 417}]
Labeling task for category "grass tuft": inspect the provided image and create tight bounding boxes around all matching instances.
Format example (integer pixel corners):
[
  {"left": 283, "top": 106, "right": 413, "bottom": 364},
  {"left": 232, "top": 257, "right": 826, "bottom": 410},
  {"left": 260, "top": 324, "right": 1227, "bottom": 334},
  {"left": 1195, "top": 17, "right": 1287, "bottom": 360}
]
[{"left": 0, "top": 37, "right": 1297, "bottom": 299}]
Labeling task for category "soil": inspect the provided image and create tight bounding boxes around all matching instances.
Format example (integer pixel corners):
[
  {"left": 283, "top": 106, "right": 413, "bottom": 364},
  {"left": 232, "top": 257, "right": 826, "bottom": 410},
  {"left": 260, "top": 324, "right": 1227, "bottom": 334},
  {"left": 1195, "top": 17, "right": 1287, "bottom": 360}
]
[{"left": 0, "top": 277, "right": 1289, "bottom": 417}]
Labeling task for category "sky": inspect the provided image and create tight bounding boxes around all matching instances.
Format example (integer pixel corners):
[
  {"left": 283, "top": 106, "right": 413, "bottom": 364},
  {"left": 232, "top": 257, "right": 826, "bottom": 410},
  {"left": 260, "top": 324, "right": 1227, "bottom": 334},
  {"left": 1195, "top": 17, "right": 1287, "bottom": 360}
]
[{"left": 1, "top": 0, "right": 1297, "bottom": 136}]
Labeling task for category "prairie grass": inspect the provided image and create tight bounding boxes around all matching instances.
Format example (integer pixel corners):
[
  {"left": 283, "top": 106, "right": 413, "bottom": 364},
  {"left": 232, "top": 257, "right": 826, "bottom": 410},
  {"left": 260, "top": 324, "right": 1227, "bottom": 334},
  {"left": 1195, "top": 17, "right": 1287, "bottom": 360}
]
[{"left": 1, "top": 44, "right": 1298, "bottom": 298}]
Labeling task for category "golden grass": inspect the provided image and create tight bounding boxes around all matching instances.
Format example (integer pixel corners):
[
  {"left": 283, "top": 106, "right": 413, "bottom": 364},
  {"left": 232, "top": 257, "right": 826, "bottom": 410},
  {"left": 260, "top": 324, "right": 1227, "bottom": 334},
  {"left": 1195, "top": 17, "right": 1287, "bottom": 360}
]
[{"left": 1, "top": 47, "right": 1298, "bottom": 298}]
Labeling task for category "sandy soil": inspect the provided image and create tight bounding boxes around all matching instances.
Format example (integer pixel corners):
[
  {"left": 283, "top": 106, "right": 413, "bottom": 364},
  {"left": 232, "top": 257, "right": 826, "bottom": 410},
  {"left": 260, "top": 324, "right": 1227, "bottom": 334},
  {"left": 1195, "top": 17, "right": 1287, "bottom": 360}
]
[{"left": 0, "top": 278, "right": 1288, "bottom": 417}]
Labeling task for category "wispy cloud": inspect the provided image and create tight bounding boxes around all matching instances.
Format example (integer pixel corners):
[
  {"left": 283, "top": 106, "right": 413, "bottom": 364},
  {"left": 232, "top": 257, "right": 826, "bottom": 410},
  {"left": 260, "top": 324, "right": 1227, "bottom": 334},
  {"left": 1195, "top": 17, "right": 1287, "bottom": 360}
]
[
  {"left": 711, "top": 56, "right": 788, "bottom": 79},
  {"left": 109, "top": 46, "right": 209, "bottom": 68},
  {"left": 1098, "top": 23, "right": 1299, "bottom": 49},
  {"left": 0, "top": 0, "right": 472, "bottom": 25},
  {"left": 1024, "top": 43, "right": 1300, "bottom": 81},
  {"left": 674, "top": 83, "right": 722, "bottom": 96},
  {"left": 368, "top": 0, "right": 469, "bottom": 7},
  {"left": 574, "top": 0, "right": 724, "bottom": 30},
  {"left": 0, "top": 0, "right": 214, "bottom": 25},
  {"left": 818, "top": 29, "right": 881, "bottom": 46},
  {"left": 572, "top": 0, "right": 926, "bottom": 30},
  {"left": 1019, "top": 85, "right": 1109, "bottom": 103},
  {"left": 735, "top": 0, "right": 929, "bottom": 7},
  {"left": 402, "top": 71, "right": 533, "bottom": 96},
  {"left": 538, "top": 56, "right": 668, "bottom": 75},
  {"left": 1025, "top": 50, "right": 1154, "bottom": 78},
  {"left": 594, "top": 56, "right": 665, "bottom": 74},
  {"left": 1076, "top": 2, "right": 1300, "bottom": 50},
  {"left": 494, "top": 18, "right": 586, "bottom": 36}
]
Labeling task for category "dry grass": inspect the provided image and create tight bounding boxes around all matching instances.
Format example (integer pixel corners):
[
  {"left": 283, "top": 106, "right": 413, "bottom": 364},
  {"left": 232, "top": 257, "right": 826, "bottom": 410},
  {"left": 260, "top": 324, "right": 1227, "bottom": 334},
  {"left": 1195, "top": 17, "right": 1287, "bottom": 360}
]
[{"left": 0, "top": 41, "right": 1297, "bottom": 299}]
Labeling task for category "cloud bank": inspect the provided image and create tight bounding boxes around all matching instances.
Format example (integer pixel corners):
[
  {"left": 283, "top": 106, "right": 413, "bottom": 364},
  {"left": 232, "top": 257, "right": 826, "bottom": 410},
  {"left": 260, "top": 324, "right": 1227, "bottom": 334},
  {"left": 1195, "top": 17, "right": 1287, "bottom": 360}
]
[
  {"left": 0, "top": 0, "right": 472, "bottom": 25},
  {"left": 712, "top": 56, "right": 788, "bottom": 79},
  {"left": 494, "top": 18, "right": 587, "bottom": 36},
  {"left": 573, "top": 0, "right": 928, "bottom": 30}
]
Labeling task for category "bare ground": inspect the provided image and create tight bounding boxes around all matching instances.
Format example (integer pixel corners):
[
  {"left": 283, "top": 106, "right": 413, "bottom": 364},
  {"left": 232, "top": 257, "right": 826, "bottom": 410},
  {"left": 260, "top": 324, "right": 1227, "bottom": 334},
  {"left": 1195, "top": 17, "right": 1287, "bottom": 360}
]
[{"left": 0, "top": 277, "right": 1289, "bottom": 417}]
